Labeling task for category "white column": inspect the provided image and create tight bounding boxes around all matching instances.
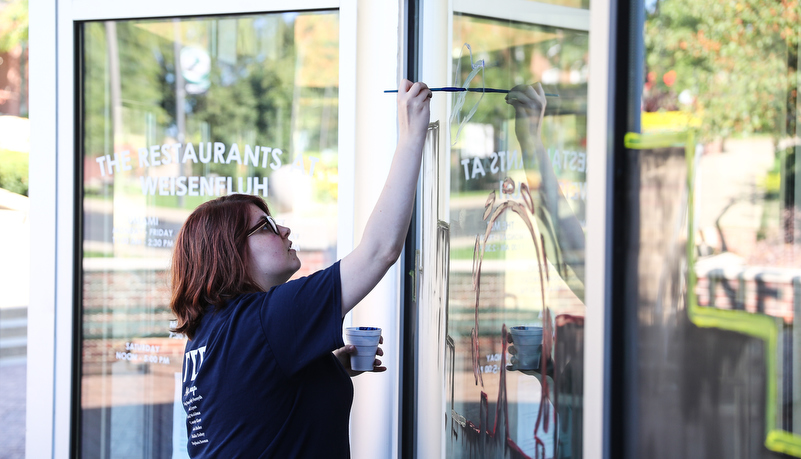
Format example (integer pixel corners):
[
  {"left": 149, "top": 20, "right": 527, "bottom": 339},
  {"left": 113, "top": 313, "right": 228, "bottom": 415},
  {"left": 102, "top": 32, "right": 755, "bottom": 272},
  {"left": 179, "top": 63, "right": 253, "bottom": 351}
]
[
  {"left": 27, "top": 1, "right": 60, "bottom": 457},
  {"left": 416, "top": 1, "right": 451, "bottom": 458},
  {"left": 348, "top": 1, "right": 403, "bottom": 458},
  {"left": 585, "top": 0, "right": 614, "bottom": 458}
]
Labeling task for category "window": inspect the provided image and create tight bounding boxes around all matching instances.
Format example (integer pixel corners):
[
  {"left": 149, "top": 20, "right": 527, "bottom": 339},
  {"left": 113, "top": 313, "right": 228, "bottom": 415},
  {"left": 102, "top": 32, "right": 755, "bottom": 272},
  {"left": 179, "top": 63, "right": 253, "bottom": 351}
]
[
  {"left": 78, "top": 12, "right": 339, "bottom": 456},
  {"left": 623, "top": 0, "right": 801, "bottom": 456},
  {"left": 441, "top": 10, "right": 589, "bottom": 459}
]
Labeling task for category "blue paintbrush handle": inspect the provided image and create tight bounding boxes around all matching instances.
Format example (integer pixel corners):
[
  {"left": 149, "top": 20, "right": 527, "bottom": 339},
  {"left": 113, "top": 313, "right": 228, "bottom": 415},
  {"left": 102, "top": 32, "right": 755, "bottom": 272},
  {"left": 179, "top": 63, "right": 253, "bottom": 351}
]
[{"left": 384, "top": 86, "right": 558, "bottom": 97}]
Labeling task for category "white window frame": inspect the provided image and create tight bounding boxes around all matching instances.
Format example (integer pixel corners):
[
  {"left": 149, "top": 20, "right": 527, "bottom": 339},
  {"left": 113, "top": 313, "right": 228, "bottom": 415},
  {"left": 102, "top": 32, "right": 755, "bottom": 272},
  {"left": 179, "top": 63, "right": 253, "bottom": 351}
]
[
  {"left": 28, "top": 1, "right": 387, "bottom": 457},
  {"left": 415, "top": 1, "right": 611, "bottom": 458}
]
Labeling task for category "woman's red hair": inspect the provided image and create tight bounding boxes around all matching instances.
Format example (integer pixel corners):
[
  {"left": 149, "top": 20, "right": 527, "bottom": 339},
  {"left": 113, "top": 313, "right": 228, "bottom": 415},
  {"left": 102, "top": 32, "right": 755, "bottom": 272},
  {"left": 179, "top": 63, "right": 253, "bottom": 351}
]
[{"left": 170, "top": 194, "right": 271, "bottom": 339}]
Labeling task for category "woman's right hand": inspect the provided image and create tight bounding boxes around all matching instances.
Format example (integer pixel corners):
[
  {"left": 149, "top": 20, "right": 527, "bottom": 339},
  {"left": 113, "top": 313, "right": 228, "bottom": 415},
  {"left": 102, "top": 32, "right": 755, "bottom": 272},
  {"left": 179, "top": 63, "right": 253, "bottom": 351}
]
[
  {"left": 338, "top": 80, "right": 431, "bottom": 317},
  {"left": 397, "top": 79, "right": 432, "bottom": 144}
]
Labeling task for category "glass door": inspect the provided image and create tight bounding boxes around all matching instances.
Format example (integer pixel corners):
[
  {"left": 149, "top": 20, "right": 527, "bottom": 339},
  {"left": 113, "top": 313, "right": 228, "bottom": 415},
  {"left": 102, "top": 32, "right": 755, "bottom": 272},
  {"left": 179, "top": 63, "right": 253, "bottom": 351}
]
[
  {"left": 78, "top": 11, "right": 340, "bottom": 457},
  {"left": 415, "top": 1, "right": 591, "bottom": 457}
]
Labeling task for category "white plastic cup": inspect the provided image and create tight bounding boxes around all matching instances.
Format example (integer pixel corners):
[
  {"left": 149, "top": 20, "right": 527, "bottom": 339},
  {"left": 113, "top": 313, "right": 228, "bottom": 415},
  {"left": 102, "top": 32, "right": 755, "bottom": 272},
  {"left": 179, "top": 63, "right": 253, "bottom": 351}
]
[
  {"left": 344, "top": 327, "right": 382, "bottom": 371},
  {"left": 510, "top": 326, "right": 544, "bottom": 370}
]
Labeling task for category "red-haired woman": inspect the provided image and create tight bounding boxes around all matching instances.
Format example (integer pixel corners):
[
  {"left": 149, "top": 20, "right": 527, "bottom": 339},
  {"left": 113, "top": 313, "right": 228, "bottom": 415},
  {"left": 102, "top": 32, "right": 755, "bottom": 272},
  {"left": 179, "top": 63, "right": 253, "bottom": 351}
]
[{"left": 170, "top": 80, "right": 431, "bottom": 458}]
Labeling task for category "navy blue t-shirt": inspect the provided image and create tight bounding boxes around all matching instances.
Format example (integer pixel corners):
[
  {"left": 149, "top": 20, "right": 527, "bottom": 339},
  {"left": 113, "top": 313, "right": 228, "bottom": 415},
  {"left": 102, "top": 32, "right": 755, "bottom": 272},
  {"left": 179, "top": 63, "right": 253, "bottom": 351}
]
[{"left": 181, "top": 262, "right": 353, "bottom": 458}]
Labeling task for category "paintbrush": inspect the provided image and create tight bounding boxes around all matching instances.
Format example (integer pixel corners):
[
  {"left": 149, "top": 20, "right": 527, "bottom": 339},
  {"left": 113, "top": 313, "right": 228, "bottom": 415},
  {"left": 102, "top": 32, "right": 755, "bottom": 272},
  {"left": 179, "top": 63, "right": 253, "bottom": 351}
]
[{"left": 384, "top": 86, "right": 558, "bottom": 97}]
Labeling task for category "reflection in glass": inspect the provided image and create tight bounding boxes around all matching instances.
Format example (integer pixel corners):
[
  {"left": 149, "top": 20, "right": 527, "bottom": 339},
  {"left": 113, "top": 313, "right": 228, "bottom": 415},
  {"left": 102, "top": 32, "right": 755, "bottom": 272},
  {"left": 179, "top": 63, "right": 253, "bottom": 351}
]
[
  {"left": 635, "top": 0, "right": 801, "bottom": 456},
  {"left": 79, "top": 12, "right": 339, "bottom": 457},
  {"left": 446, "top": 14, "right": 587, "bottom": 459}
]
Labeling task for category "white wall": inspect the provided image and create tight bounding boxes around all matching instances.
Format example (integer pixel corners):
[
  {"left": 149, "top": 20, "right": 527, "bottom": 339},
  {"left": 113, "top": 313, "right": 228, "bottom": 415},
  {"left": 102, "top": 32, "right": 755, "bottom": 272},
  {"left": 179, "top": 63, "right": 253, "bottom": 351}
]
[
  {"left": 0, "top": 189, "right": 30, "bottom": 309},
  {"left": 348, "top": 1, "right": 404, "bottom": 458},
  {"left": 27, "top": 0, "right": 61, "bottom": 456}
]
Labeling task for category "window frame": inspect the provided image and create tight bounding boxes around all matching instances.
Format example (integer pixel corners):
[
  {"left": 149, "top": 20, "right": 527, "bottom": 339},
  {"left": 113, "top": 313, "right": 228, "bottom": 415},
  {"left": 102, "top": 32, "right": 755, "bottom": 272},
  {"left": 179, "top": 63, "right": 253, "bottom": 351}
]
[
  {"left": 29, "top": 1, "right": 357, "bottom": 457},
  {"left": 412, "top": 1, "right": 612, "bottom": 458}
]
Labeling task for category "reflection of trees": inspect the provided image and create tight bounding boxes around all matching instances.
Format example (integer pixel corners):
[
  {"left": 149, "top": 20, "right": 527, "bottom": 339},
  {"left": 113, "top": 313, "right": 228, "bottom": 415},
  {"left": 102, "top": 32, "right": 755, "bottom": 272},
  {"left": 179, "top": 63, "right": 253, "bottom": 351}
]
[
  {"left": 646, "top": 0, "right": 800, "bottom": 242},
  {"left": 84, "top": 14, "right": 341, "bottom": 186},
  {"left": 84, "top": 22, "right": 169, "bottom": 161},
  {"left": 190, "top": 65, "right": 293, "bottom": 178},
  {"left": 451, "top": 18, "right": 588, "bottom": 195},
  {"left": 645, "top": 0, "right": 797, "bottom": 141},
  {"left": 0, "top": 0, "right": 27, "bottom": 54}
]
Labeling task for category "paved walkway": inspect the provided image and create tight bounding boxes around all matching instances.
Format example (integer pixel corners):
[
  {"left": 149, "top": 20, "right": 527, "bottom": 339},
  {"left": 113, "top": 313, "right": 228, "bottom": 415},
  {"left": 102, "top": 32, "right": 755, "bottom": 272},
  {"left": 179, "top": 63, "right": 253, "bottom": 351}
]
[
  {"left": 0, "top": 184, "right": 30, "bottom": 459},
  {"left": 0, "top": 360, "right": 26, "bottom": 459}
]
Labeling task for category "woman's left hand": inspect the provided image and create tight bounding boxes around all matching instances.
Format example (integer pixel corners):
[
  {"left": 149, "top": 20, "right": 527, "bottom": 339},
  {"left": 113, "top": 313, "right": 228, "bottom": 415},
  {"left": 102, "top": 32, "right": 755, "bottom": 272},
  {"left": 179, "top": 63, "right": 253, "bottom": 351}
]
[{"left": 333, "top": 336, "right": 387, "bottom": 377}]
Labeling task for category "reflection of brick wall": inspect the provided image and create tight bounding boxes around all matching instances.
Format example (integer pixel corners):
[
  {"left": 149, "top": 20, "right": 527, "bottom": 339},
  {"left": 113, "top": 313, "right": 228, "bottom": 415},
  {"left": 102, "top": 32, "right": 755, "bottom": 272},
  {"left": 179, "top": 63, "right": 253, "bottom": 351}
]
[
  {"left": 82, "top": 339, "right": 115, "bottom": 376},
  {"left": 0, "top": 46, "right": 28, "bottom": 116},
  {"left": 80, "top": 253, "right": 332, "bottom": 376},
  {"left": 448, "top": 268, "right": 585, "bottom": 336},
  {"left": 82, "top": 269, "right": 177, "bottom": 375},
  {"left": 293, "top": 250, "right": 330, "bottom": 279},
  {"left": 81, "top": 337, "right": 186, "bottom": 376},
  {"left": 449, "top": 271, "right": 505, "bottom": 307},
  {"left": 449, "top": 271, "right": 506, "bottom": 336},
  {"left": 694, "top": 269, "right": 799, "bottom": 323},
  {"left": 82, "top": 269, "right": 172, "bottom": 338}
]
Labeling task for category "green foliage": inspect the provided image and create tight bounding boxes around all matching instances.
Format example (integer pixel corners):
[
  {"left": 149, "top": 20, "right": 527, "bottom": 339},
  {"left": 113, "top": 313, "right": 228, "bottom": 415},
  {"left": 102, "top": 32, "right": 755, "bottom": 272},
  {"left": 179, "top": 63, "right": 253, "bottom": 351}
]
[
  {"left": 0, "top": 149, "right": 28, "bottom": 195},
  {"left": 80, "top": 14, "right": 341, "bottom": 210},
  {"left": 452, "top": 16, "right": 588, "bottom": 129},
  {"left": 0, "top": 0, "right": 27, "bottom": 53},
  {"left": 645, "top": 0, "right": 800, "bottom": 141},
  {"left": 82, "top": 22, "right": 171, "bottom": 159},
  {"left": 185, "top": 22, "right": 298, "bottom": 178},
  {"left": 761, "top": 169, "right": 782, "bottom": 196},
  {"left": 451, "top": 16, "right": 589, "bottom": 193}
]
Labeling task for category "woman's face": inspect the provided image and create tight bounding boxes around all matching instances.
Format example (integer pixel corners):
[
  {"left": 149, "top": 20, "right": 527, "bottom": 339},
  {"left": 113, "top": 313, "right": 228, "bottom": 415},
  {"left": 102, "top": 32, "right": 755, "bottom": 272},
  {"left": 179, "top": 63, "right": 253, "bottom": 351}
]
[{"left": 245, "top": 204, "right": 301, "bottom": 290}]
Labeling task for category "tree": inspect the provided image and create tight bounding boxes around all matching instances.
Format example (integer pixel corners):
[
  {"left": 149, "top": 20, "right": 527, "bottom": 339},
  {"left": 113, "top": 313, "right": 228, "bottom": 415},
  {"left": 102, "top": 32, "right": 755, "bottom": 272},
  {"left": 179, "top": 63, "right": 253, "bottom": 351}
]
[
  {"left": 645, "top": 0, "right": 799, "bottom": 142},
  {"left": 646, "top": 0, "right": 801, "bottom": 242}
]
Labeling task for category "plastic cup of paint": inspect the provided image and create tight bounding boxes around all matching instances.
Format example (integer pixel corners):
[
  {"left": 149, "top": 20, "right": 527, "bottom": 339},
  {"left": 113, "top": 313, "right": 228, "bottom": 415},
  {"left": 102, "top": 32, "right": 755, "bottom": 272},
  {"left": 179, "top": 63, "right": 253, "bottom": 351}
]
[
  {"left": 510, "top": 326, "right": 543, "bottom": 370},
  {"left": 344, "top": 327, "right": 382, "bottom": 371}
]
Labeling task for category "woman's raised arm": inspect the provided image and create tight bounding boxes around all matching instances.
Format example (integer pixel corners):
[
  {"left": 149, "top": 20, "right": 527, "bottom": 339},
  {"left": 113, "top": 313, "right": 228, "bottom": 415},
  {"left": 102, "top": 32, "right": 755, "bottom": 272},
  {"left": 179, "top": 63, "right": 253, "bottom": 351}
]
[{"left": 339, "top": 79, "right": 432, "bottom": 317}]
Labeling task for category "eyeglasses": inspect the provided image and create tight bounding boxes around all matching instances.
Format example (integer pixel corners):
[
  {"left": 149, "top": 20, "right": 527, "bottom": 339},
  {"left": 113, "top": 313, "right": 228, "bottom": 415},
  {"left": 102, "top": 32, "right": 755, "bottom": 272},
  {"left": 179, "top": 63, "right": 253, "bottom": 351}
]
[{"left": 246, "top": 215, "right": 280, "bottom": 238}]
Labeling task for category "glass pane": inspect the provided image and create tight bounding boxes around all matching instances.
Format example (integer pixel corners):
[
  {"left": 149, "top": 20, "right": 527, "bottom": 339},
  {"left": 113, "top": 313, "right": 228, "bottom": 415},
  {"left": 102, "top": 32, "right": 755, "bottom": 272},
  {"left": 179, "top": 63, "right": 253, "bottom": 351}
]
[
  {"left": 446, "top": 13, "right": 587, "bottom": 459},
  {"left": 637, "top": 0, "right": 801, "bottom": 456},
  {"left": 79, "top": 11, "right": 339, "bottom": 457}
]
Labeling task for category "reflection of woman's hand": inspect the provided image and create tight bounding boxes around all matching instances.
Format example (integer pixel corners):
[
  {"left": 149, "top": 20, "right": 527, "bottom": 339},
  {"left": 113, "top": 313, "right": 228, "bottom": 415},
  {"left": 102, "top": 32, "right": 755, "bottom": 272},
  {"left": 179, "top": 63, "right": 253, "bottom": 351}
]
[
  {"left": 506, "top": 332, "right": 552, "bottom": 377},
  {"left": 505, "top": 332, "right": 529, "bottom": 372},
  {"left": 505, "top": 83, "right": 547, "bottom": 146},
  {"left": 333, "top": 336, "right": 387, "bottom": 377}
]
